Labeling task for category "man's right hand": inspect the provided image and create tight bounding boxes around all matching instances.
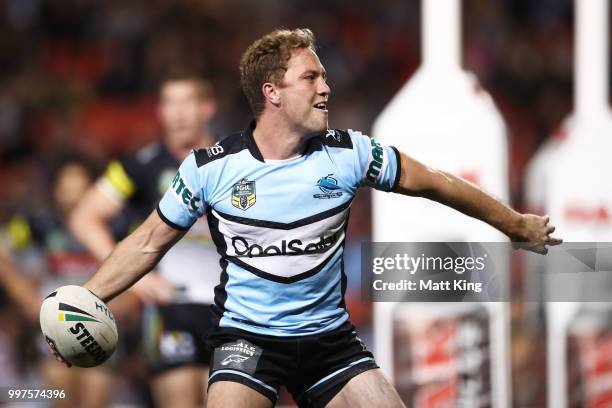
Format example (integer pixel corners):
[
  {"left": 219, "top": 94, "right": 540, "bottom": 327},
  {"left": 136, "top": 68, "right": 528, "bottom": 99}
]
[
  {"left": 45, "top": 340, "right": 71, "bottom": 368},
  {"left": 130, "top": 272, "right": 176, "bottom": 304}
]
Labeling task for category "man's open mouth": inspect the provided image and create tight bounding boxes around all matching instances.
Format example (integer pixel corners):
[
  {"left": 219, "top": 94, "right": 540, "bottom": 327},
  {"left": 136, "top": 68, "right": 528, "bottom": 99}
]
[{"left": 313, "top": 102, "right": 328, "bottom": 111}]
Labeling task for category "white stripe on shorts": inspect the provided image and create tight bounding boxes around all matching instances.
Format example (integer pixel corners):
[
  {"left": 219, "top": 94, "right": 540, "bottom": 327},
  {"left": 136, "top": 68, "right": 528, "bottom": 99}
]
[
  {"left": 209, "top": 369, "right": 278, "bottom": 395},
  {"left": 304, "top": 357, "right": 375, "bottom": 393}
]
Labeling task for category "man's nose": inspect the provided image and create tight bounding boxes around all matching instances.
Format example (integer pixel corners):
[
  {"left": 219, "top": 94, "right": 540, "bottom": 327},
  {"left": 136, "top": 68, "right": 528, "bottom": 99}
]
[{"left": 318, "top": 80, "right": 331, "bottom": 97}]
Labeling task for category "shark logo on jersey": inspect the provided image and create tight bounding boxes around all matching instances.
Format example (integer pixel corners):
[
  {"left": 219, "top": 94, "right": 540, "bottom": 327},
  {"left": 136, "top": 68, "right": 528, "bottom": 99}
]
[
  {"left": 232, "top": 179, "right": 256, "bottom": 210},
  {"left": 314, "top": 174, "right": 343, "bottom": 199}
]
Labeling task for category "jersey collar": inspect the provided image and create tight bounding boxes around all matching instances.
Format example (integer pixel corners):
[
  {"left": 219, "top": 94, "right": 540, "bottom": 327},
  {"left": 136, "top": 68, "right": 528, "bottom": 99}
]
[
  {"left": 243, "top": 120, "right": 325, "bottom": 162},
  {"left": 243, "top": 120, "right": 265, "bottom": 162}
]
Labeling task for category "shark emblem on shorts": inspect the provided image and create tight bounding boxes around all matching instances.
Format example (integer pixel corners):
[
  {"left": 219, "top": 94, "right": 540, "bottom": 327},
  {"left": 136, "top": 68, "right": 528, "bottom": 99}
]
[{"left": 221, "top": 354, "right": 250, "bottom": 366}]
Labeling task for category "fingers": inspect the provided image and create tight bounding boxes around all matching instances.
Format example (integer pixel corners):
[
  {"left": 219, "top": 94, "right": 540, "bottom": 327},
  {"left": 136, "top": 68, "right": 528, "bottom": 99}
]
[
  {"left": 544, "top": 219, "right": 562, "bottom": 246},
  {"left": 544, "top": 222, "right": 562, "bottom": 246},
  {"left": 56, "top": 356, "right": 71, "bottom": 368},
  {"left": 527, "top": 242, "right": 548, "bottom": 255},
  {"left": 511, "top": 214, "right": 562, "bottom": 255},
  {"left": 535, "top": 246, "right": 548, "bottom": 255},
  {"left": 45, "top": 343, "right": 71, "bottom": 367}
]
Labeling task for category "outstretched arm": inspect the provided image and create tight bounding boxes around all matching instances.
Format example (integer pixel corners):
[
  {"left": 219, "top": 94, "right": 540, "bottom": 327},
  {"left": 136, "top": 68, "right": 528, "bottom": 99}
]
[
  {"left": 70, "top": 183, "right": 177, "bottom": 303},
  {"left": 394, "top": 152, "right": 562, "bottom": 253},
  {"left": 84, "top": 210, "right": 185, "bottom": 302},
  {"left": 0, "top": 249, "right": 41, "bottom": 322}
]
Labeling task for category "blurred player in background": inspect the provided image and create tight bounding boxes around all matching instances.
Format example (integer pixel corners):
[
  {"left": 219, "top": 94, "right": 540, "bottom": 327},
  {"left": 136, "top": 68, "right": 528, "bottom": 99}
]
[
  {"left": 69, "top": 69, "right": 219, "bottom": 407},
  {"left": 0, "top": 155, "right": 117, "bottom": 408},
  {"left": 73, "top": 28, "right": 562, "bottom": 408}
]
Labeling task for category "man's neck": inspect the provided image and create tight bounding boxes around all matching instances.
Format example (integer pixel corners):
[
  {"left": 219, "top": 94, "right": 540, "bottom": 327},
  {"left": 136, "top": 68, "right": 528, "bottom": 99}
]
[
  {"left": 165, "top": 130, "right": 215, "bottom": 160},
  {"left": 252, "top": 115, "right": 306, "bottom": 160}
]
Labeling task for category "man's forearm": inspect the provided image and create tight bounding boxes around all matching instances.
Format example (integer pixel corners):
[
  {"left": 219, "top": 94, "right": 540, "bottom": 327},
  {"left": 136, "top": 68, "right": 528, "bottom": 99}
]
[
  {"left": 395, "top": 152, "right": 560, "bottom": 251},
  {"left": 84, "top": 212, "right": 184, "bottom": 302},
  {"left": 421, "top": 170, "right": 523, "bottom": 239},
  {"left": 395, "top": 152, "right": 523, "bottom": 239}
]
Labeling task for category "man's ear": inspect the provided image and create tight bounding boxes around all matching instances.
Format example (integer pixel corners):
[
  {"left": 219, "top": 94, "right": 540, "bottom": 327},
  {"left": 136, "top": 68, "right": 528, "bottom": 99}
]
[{"left": 262, "top": 82, "right": 281, "bottom": 107}]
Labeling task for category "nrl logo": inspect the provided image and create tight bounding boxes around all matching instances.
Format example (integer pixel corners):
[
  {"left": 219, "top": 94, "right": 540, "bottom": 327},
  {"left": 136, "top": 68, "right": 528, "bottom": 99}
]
[{"left": 232, "top": 178, "right": 256, "bottom": 210}]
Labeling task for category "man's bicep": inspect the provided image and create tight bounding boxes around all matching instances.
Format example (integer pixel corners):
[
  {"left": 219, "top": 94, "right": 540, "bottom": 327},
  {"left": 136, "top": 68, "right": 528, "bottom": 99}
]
[
  {"left": 393, "top": 152, "right": 448, "bottom": 197},
  {"left": 136, "top": 210, "right": 187, "bottom": 254}
]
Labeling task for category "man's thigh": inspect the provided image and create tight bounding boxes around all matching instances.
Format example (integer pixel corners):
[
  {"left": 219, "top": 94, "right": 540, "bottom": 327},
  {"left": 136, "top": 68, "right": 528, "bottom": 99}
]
[
  {"left": 208, "top": 381, "right": 273, "bottom": 408},
  {"left": 325, "top": 369, "right": 405, "bottom": 408}
]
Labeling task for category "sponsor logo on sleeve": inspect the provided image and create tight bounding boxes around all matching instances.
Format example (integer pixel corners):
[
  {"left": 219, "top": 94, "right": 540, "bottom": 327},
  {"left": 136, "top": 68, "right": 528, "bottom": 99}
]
[
  {"left": 366, "top": 138, "right": 384, "bottom": 183},
  {"left": 171, "top": 171, "right": 202, "bottom": 212}
]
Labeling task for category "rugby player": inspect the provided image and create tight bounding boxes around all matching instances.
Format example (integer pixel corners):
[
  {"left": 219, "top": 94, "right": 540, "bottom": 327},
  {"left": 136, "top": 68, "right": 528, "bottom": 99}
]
[
  {"left": 69, "top": 69, "right": 219, "bottom": 407},
  {"left": 65, "top": 29, "right": 560, "bottom": 407}
]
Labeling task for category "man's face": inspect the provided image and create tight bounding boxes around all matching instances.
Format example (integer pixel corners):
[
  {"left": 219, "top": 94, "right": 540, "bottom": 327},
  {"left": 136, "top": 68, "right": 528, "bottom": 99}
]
[
  {"left": 54, "top": 164, "right": 91, "bottom": 216},
  {"left": 158, "top": 80, "right": 215, "bottom": 145},
  {"left": 277, "top": 48, "right": 330, "bottom": 134}
]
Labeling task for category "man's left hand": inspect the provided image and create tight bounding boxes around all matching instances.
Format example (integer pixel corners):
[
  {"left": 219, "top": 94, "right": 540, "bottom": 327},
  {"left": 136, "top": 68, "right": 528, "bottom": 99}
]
[{"left": 509, "top": 214, "right": 563, "bottom": 254}]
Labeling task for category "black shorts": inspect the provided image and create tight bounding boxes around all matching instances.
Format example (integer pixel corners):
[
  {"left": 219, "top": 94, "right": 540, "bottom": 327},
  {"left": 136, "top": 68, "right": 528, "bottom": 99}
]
[
  {"left": 143, "top": 303, "right": 213, "bottom": 375},
  {"left": 207, "top": 321, "right": 378, "bottom": 408}
]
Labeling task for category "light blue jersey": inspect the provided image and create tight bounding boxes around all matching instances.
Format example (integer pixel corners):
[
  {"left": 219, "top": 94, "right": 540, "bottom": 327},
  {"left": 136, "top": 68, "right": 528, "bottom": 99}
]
[{"left": 157, "top": 122, "right": 400, "bottom": 336}]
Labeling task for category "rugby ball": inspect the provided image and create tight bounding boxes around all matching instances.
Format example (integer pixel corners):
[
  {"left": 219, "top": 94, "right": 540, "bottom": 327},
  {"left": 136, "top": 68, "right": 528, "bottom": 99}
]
[{"left": 39, "top": 285, "right": 118, "bottom": 367}]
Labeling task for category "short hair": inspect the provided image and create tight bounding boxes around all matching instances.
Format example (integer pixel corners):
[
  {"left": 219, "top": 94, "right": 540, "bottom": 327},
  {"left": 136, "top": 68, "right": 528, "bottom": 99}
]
[
  {"left": 240, "top": 28, "right": 316, "bottom": 118},
  {"left": 158, "top": 67, "right": 214, "bottom": 100},
  {"left": 50, "top": 152, "right": 101, "bottom": 185}
]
